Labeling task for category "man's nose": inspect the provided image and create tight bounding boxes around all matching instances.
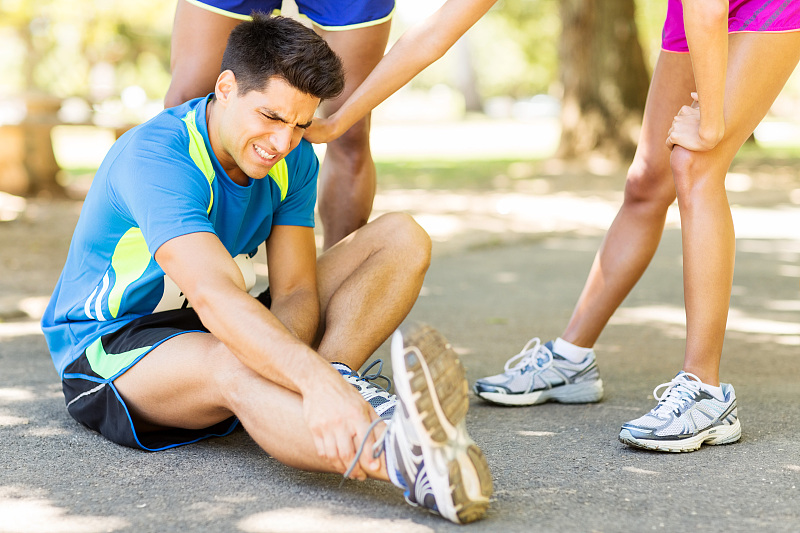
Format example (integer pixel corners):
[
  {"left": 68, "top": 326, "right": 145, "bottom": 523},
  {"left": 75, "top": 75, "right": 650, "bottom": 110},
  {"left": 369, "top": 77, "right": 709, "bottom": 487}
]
[{"left": 270, "top": 125, "right": 293, "bottom": 153}]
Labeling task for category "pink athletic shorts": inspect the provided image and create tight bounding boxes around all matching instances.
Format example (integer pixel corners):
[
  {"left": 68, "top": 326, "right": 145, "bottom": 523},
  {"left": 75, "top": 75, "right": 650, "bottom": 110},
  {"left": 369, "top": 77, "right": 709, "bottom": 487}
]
[{"left": 662, "top": 0, "right": 800, "bottom": 53}]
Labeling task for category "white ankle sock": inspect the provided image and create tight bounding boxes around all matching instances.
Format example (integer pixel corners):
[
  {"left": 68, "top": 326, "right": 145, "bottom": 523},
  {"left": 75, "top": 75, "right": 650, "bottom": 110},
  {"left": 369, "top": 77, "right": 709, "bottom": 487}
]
[
  {"left": 553, "top": 338, "right": 593, "bottom": 363},
  {"left": 701, "top": 383, "right": 724, "bottom": 401}
]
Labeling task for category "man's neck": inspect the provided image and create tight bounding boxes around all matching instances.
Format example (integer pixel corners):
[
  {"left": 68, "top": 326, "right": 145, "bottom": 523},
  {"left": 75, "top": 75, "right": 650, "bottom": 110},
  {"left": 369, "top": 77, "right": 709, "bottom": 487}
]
[{"left": 206, "top": 97, "right": 249, "bottom": 186}]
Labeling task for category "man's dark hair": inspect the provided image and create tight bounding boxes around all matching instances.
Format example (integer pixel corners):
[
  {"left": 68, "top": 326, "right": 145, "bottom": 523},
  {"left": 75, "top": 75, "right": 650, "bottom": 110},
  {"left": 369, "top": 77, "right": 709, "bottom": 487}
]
[{"left": 221, "top": 13, "right": 345, "bottom": 100}]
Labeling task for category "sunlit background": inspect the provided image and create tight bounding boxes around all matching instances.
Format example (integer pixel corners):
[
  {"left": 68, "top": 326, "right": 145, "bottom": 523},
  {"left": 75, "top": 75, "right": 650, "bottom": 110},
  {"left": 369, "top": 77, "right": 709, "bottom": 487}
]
[
  {"left": 1, "top": 0, "right": 800, "bottom": 198},
  {"left": 1, "top": 3, "right": 800, "bottom": 531}
]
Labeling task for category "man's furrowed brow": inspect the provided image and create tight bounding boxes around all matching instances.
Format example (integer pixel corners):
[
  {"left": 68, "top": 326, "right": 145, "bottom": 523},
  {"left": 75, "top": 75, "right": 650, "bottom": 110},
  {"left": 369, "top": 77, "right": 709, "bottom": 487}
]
[{"left": 259, "top": 107, "right": 313, "bottom": 128}]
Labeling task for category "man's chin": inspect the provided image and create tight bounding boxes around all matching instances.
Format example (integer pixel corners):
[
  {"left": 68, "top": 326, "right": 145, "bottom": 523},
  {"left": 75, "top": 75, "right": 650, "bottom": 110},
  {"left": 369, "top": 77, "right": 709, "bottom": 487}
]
[{"left": 242, "top": 160, "right": 278, "bottom": 180}]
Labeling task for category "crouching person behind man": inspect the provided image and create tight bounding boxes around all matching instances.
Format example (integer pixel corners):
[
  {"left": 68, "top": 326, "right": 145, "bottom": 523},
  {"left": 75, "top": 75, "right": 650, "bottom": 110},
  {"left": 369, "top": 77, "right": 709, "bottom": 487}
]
[{"left": 41, "top": 14, "right": 491, "bottom": 524}]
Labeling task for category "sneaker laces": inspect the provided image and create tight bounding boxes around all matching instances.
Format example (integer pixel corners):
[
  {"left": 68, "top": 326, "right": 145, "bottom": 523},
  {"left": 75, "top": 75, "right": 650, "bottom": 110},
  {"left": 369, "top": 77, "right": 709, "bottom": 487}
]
[
  {"left": 651, "top": 372, "right": 703, "bottom": 416},
  {"left": 503, "top": 338, "right": 552, "bottom": 373},
  {"left": 345, "top": 359, "right": 393, "bottom": 394},
  {"left": 340, "top": 417, "right": 388, "bottom": 486}
]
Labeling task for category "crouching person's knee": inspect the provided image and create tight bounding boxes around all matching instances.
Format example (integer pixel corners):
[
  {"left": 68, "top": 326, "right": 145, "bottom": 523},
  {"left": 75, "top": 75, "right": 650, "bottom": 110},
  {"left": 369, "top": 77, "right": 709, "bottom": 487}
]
[{"left": 374, "top": 212, "right": 432, "bottom": 274}]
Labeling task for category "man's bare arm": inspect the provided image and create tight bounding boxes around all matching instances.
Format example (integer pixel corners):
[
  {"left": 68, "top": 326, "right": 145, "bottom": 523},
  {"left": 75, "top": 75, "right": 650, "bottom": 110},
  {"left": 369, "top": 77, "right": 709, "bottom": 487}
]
[
  {"left": 154, "top": 231, "right": 322, "bottom": 393},
  {"left": 154, "top": 231, "right": 376, "bottom": 475},
  {"left": 264, "top": 225, "right": 320, "bottom": 346}
]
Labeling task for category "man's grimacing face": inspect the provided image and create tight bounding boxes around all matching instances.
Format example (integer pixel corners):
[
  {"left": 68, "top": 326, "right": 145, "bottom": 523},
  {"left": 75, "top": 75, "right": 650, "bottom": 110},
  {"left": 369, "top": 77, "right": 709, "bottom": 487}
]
[{"left": 212, "top": 72, "right": 320, "bottom": 184}]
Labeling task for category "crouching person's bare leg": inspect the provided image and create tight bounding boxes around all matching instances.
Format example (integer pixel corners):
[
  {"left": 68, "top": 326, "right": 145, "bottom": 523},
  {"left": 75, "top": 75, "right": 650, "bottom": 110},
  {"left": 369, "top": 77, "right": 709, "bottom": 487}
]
[
  {"left": 314, "top": 212, "right": 432, "bottom": 370},
  {"left": 113, "top": 331, "right": 390, "bottom": 479}
]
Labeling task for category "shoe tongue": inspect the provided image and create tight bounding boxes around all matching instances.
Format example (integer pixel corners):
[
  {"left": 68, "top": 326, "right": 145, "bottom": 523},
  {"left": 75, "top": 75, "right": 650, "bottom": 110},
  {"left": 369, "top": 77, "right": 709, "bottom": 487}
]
[
  {"left": 674, "top": 371, "right": 695, "bottom": 383},
  {"left": 331, "top": 362, "right": 354, "bottom": 376},
  {"left": 531, "top": 346, "right": 552, "bottom": 368}
]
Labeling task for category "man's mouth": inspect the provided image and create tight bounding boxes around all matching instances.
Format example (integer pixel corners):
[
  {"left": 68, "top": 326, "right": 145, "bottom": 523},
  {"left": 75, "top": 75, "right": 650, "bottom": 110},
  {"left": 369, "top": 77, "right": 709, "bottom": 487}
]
[{"left": 254, "top": 144, "right": 276, "bottom": 162}]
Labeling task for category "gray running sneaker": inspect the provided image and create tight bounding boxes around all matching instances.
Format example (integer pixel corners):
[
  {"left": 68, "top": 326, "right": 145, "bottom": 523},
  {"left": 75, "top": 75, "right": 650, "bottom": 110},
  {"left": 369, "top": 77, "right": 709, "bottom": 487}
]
[
  {"left": 473, "top": 338, "right": 603, "bottom": 406},
  {"left": 384, "top": 323, "right": 493, "bottom": 524},
  {"left": 333, "top": 360, "right": 396, "bottom": 420},
  {"left": 619, "top": 371, "right": 741, "bottom": 452}
]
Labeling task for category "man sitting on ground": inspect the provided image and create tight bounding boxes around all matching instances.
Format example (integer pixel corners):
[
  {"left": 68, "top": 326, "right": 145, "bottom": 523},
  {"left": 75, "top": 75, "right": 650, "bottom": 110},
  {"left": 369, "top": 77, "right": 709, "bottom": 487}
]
[{"left": 41, "top": 14, "right": 491, "bottom": 524}]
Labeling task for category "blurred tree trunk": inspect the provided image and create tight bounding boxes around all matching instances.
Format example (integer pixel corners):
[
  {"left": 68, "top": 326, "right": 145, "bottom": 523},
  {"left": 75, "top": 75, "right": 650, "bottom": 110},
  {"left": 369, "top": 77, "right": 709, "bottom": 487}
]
[
  {"left": 557, "top": 0, "right": 650, "bottom": 160},
  {"left": 454, "top": 36, "right": 483, "bottom": 113},
  {"left": 0, "top": 18, "right": 64, "bottom": 197}
]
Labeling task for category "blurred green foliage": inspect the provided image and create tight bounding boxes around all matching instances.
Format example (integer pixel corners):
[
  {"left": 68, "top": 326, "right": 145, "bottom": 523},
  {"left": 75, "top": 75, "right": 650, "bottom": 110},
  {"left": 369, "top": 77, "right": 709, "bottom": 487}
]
[
  {"left": 473, "top": 0, "right": 561, "bottom": 98},
  {"left": 0, "top": 0, "right": 666, "bottom": 105},
  {"left": 405, "top": 0, "right": 664, "bottom": 99},
  {"left": 0, "top": 0, "right": 173, "bottom": 100}
]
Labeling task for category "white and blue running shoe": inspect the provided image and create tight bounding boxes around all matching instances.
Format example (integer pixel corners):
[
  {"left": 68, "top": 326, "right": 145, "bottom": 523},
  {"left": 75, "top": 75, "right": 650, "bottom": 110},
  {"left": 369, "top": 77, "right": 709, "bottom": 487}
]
[
  {"left": 619, "top": 371, "right": 741, "bottom": 453},
  {"left": 384, "top": 323, "right": 493, "bottom": 524},
  {"left": 332, "top": 360, "right": 397, "bottom": 420},
  {"left": 473, "top": 338, "right": 603, "bottom": 406}
]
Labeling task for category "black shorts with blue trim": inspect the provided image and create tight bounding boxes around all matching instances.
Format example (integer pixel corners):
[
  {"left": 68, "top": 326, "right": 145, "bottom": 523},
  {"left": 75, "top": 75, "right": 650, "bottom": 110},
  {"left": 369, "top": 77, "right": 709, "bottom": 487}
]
[{"left": 62, "top": 290, "right": 272, "bottom": 451}]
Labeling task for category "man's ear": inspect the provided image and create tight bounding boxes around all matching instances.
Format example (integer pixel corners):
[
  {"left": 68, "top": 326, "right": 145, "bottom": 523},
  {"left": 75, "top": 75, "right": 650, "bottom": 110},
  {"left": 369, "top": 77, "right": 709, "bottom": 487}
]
[{"left": 215, "top": 70, "right": 237, "bottom": 105}]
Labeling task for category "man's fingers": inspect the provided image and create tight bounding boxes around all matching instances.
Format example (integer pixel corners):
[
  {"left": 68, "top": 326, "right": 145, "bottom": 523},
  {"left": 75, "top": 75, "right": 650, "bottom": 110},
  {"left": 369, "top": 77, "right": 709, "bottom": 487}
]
[{"left": 321, "top": 430, "right": 347, "bottom": 473}]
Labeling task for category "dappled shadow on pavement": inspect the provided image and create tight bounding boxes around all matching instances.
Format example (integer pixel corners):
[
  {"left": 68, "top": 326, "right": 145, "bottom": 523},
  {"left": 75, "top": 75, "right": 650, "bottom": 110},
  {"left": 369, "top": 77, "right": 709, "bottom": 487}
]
[{"left": 1, "top": 158, "right": 799, "bottom": 531}]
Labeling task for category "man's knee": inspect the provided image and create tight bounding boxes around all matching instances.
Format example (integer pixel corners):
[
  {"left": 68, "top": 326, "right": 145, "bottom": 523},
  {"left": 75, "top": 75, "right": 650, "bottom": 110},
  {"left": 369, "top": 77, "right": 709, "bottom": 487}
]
[
  {"left": 165, "top": 80, "right": 203, "bottom": 108},
  {"left": 372, "top": 212, "right": 432, "bottom": 270}
]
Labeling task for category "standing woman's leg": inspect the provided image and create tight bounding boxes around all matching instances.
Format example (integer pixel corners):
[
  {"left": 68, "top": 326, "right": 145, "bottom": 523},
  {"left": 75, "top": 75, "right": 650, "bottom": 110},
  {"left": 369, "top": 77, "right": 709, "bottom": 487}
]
[
  {"left": 314, "top": 22, "right": 392, "bottom": 250},
  {"left": 472, "top": 51, "right": 695, "bottom": 407},
  {"left": 164, "top": 0, "right": 244, "bottom": 107},
  {"left": 561, "top": 51, "right": 695, "bottom": 348},
  {"left": 673, "top": 32, "right": 800, "bottom": 385}
]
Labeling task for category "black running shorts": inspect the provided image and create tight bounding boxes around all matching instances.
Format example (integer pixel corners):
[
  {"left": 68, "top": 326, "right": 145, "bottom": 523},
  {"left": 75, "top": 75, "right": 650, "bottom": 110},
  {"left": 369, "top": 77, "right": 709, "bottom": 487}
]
[{"left": 61, "top": 290, "right": 272, "bottom": 451}]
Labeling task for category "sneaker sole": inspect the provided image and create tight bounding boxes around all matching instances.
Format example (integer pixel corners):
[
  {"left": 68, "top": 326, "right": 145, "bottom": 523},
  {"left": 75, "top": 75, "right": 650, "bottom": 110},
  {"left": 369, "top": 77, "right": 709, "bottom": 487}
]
[
  {"left": 392, "top": 323, "right": 493, "bottom": 524},
  {"left": 618, "top": 418, "right": 742, "bottom": 453},
  {"left": 474, "top": 379, "right": 604, "bottom": 406}
]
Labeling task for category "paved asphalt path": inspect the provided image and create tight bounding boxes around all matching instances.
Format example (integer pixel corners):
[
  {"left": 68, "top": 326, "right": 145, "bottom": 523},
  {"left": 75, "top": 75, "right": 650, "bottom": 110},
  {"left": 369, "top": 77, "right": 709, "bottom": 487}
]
[{"left": 1, "top": 195, "right": 799, "bottom": 532}]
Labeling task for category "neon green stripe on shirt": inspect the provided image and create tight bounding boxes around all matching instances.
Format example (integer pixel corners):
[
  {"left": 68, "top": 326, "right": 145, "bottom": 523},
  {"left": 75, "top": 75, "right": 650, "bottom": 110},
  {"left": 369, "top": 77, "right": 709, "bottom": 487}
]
[
  {"left": 107, "top": 227, "right": 152, "bottom": 319},
  {"left": 182, "top": 109, "right": 216, "bottom": 213}
]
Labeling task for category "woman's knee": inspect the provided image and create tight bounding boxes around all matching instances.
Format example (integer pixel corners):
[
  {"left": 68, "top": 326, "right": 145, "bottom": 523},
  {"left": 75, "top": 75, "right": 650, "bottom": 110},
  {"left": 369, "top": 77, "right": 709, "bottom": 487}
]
[
  {"left": 669, "top": 146, "right": 720, "bottom": 205},
  {"left": 623, "top": 159, "right": 676, "bottom": 210}
]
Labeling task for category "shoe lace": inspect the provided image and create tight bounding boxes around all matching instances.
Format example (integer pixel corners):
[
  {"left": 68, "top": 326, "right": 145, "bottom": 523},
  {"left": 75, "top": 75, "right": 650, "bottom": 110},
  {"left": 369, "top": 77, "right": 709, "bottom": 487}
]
[
  {"left": 652, "top": 372, "right": 703, "bottom": 415},
  {"left": 338, "top": 361, "right": 395, "bottom": 486},
  {"left": 503, "top": 337, "right": 552, "bottom": 373},
  {"left": 346, "top": 359, "right": 393, "bottom": 394}
]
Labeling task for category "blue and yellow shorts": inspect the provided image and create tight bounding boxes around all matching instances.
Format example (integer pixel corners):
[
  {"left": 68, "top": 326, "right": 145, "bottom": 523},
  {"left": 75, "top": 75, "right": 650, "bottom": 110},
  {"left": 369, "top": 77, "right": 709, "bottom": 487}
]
[{"left": 187, "top": 0, "right": 395, "bottom": 31}]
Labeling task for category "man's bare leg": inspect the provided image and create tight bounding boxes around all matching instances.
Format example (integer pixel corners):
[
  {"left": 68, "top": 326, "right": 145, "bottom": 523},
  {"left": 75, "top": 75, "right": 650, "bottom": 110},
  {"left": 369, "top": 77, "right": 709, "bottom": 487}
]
[
  {"left": 113, "top": 331, "right": 389, "bottom": 478},
  {"left": 114, "top": 213, "right": 429, "bottom": 470},
  {"left": 315, "top": 22, "right": 392, "bottom": 250},
  {"left": 314, "top": 212, "right": 431, "bottom": 369}
]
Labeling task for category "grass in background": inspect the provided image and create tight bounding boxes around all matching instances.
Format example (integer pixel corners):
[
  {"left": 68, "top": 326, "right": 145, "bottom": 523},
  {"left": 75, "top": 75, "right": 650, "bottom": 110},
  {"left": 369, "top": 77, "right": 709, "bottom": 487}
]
[{"left": 51, "top": 125, "right": 800, "bottom": 199}]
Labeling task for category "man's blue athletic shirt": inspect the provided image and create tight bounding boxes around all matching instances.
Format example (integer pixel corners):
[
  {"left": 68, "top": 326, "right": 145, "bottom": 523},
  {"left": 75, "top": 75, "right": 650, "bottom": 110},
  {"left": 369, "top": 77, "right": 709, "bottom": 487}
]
[{"left": 42, "top": 95, "right": 319, "bottom": 377}]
